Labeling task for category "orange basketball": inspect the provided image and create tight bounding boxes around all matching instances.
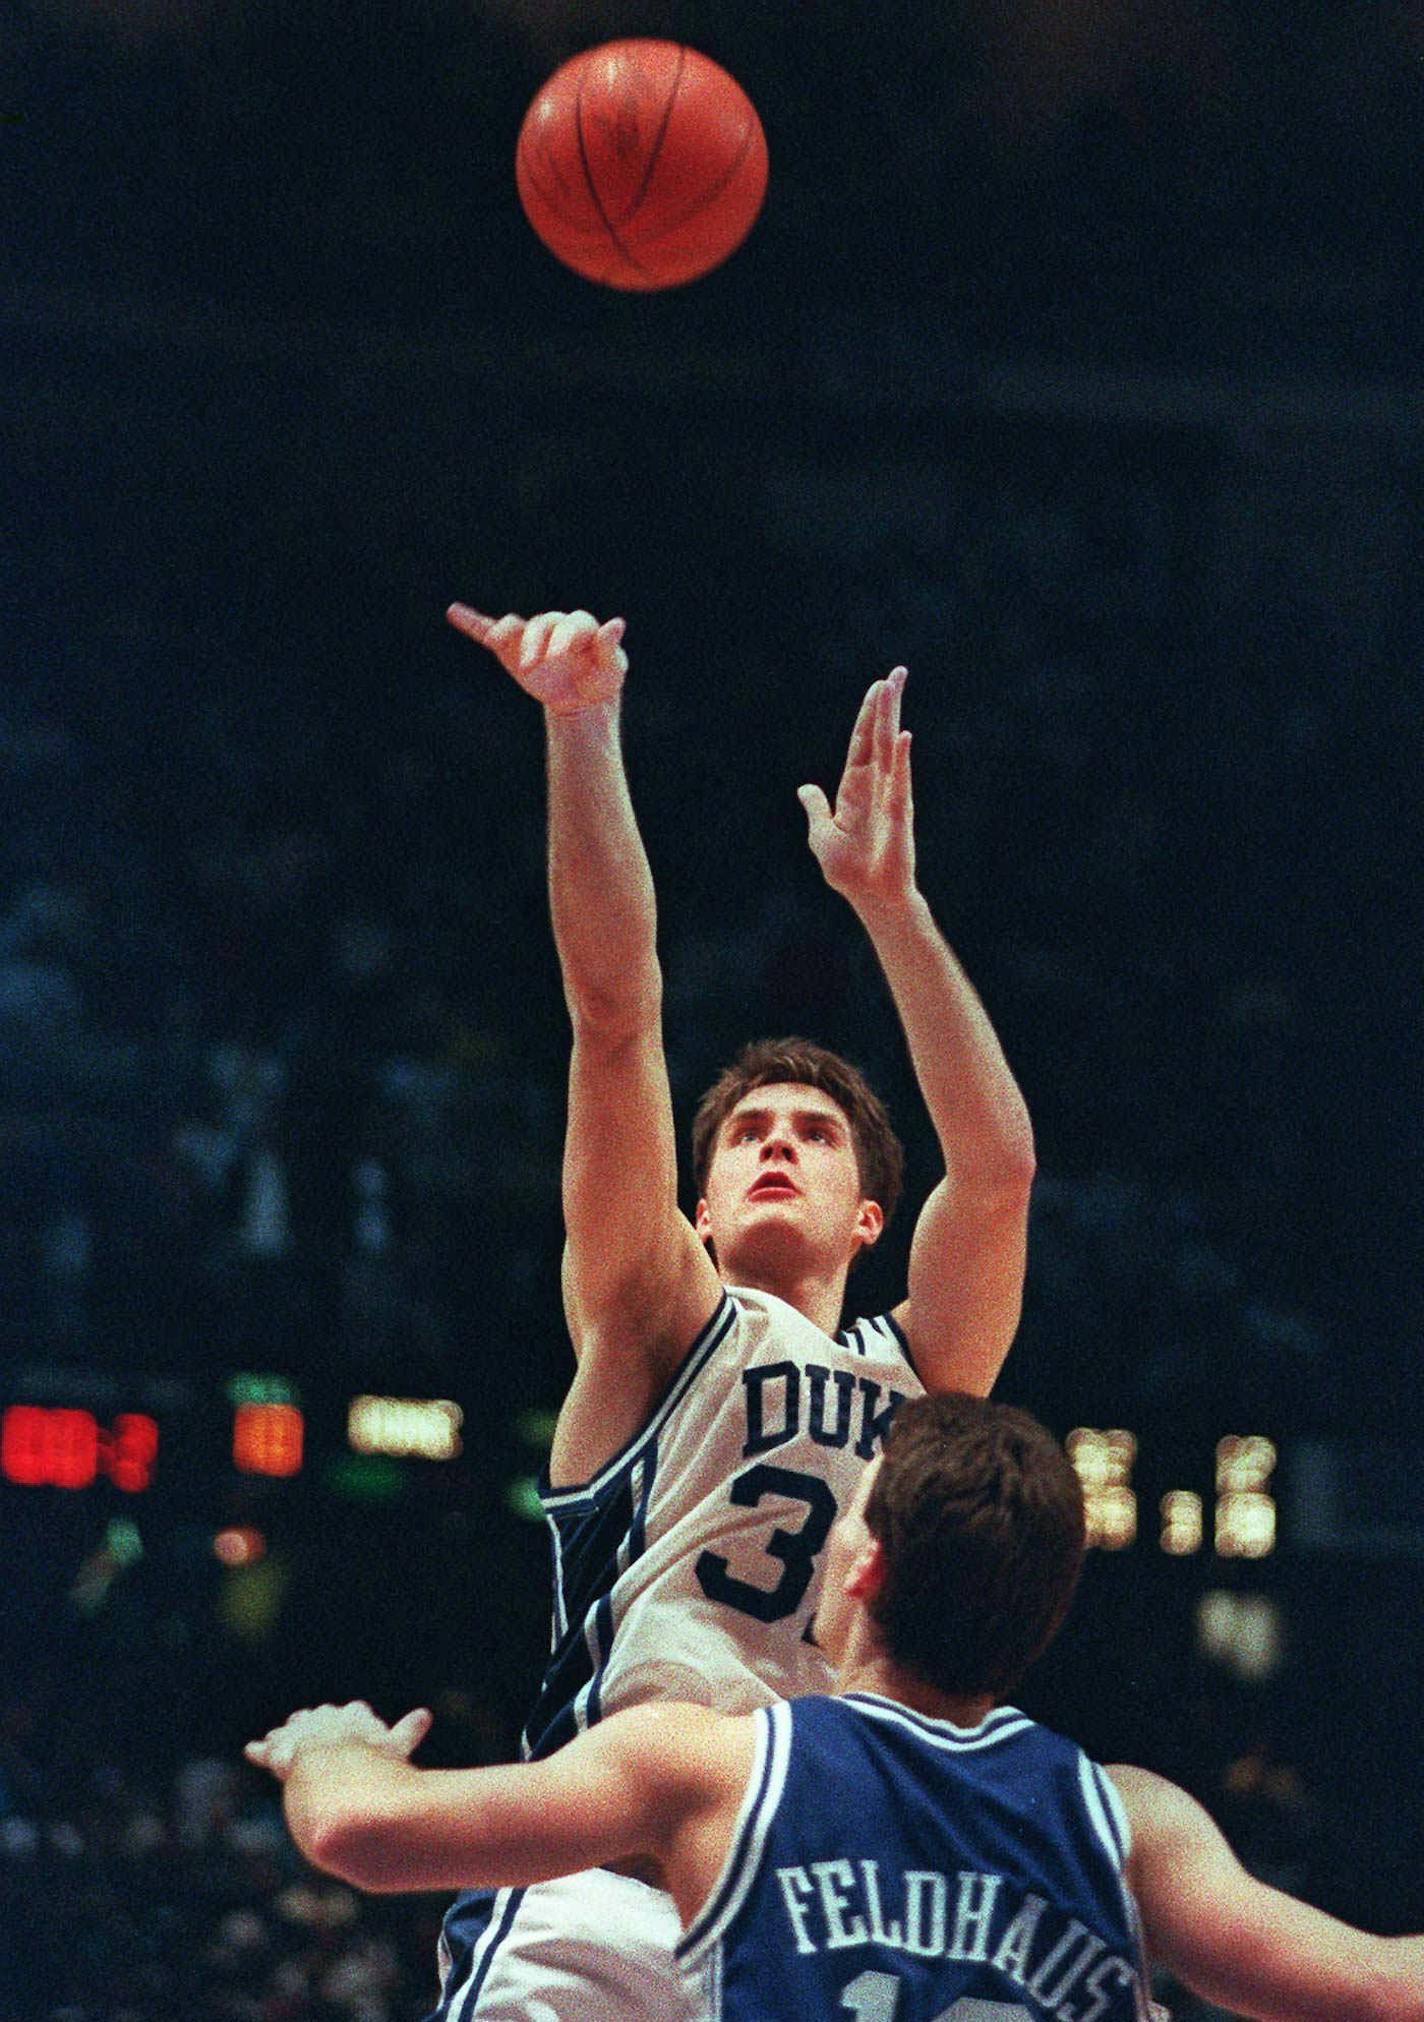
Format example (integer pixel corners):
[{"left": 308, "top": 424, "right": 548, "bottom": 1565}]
[{"left": 515, "top": 40, "right": 768, "bottom": 291}]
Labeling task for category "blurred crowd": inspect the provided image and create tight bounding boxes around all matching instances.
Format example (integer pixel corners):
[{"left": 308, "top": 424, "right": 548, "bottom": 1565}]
[
  {"left": 2, "top": 406, "right": 1413, "bottom": 1429},
  {"left": 0, "top": 1715, "right": 444, "bottom": 2022}
]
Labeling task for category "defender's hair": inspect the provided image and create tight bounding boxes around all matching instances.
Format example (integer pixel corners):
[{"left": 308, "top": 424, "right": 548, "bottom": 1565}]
[{"left": 865, "top": 1393, "right": 1086, "bottom": 1699}]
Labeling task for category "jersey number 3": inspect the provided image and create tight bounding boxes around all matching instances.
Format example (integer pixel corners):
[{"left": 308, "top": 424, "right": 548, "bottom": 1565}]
[{"left": 693, "top": 1463, "right": 838, "bottom": 1623}]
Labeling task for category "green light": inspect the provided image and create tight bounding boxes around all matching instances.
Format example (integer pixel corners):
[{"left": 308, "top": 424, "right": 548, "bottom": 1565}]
[
  {"left": 322, "top": 1453, "right": 405, "bottom": 1503},
  {"left": 505, "top": 1475, "right": 545, "bottom": 1522},
  {"left": 514, "top": 1410, "right": 558, "bottom": 1450},
  {"left": 104, "top": 1518, "right": 143, "bottom": 1567},
  {"left": 226, "top": 1372, "right": 299, "bottom": 1408}
]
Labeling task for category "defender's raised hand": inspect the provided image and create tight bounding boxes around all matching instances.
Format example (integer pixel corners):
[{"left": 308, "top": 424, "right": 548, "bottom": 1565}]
[
  {"left": 798, "top": 667, "right": 916, "bottom": 911},
  {"left": 447, "top": 605, "right": 628, "bottom": 716}
]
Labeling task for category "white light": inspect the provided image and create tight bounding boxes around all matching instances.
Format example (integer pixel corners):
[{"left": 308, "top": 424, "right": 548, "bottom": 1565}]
[
  {"left": 1216, "top": 1435, "right": 1277, "bottom": 1493},
  {"left": 1160, "top": 1490, "right": 1203, "bottom": 1556},
  {"left": 1215, "top": 1490, "right": 1276, "bottom": 1559},
  {"left": 1068, "top": 1429, "right": 1138, "bottom": 1549},
  {"left": 1196, "top": 1590, "right": 1284, "bottom": 1682},
  {"left": 347, "top": 1396, "right": 463, "bottom": 1461}
]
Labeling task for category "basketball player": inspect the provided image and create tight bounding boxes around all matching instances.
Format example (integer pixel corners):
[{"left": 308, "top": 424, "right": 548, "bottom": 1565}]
[
  {"left": 416, "top": 603, "right": 1036, "bottom": 2016},
  {"left": 249, "top": 1393, "right": 1424, "bottom": 2022}
]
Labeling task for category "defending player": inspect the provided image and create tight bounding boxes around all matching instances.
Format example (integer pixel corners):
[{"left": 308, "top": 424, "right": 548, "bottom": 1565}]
[
  {"left": 249, "top": 1393, "right": 1424, "bottom": 2022},
  {"left": 414, "top": 603, "right": 1036, "bottom": 2016}
]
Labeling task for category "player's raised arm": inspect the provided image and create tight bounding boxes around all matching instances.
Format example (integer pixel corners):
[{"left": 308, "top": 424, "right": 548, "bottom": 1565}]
[
  {"left": 1109, "top": 1764, "right": 1424, "bottom": 2022},
  {"left": 798, "top": 668, "right": 1034, "bottom": 1396},
  {"left": 245, "top": 1698, "right": 749, "bottom": 1917},
  {"left": 448, "top": 607, "right": 720, "bottom": 1468}
]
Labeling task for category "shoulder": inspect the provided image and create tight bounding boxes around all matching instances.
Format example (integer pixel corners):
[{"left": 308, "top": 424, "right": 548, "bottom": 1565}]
[
  {"left": 1106, "top": 1762, "right": 1204, "bottom": 1829},
  {"left": 1105, "top": 1763, "right": 1234, "bottom": 1880},
  {"left": 551, "top": 1282, "right": 738, "bottom": 1487},
  {"left": 597, "top": 1702, "right": 758, "bottom": 1804}
]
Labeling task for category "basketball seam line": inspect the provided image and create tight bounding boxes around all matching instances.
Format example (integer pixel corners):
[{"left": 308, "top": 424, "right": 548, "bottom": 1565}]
[
  {"left": 522, "top": 137, "right": 578, "bottom": 222},
  {"left": 617, "top": 42, "right": 685, "bottom": 230},
  {"left": 573, "top": 58, "right": 652, "bottom": 280},
  {"left": 624, "top": 113, "right": 761, "bottom": 249}
]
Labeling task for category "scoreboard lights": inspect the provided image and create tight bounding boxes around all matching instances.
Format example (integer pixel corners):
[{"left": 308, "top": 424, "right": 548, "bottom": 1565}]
[
  {"left": 1068, "top": 1429, "right": 1277, "bottom": 1557},
  {"left": 0, "top": 1406, "right": 159, "bottom": 1492}
]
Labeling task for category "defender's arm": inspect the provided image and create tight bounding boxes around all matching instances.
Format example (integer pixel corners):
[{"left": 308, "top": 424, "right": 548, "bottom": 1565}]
[
  {"left": 1110, "top": 1763, "right": 1424, "bottom": 2022},
  {"left": 248, "top": 1699, "right": 751, "bottom": 1919}
]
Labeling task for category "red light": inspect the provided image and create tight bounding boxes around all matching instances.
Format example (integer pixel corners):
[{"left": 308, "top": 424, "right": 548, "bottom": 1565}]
[
  {"left": 2, "top": 1406, "right": 53, "bottom": 1486},
  {"left": 232, "top": 1402, "right": 304, "bottom": 1478},
  {"left": 0, "top": 1407, "right": 160, "bottom": 1491},
  {"left": 107, "top": 1414, "right": 159, "bottom": 1493},
  {"left": 2, "top": 1406, "right": 98, "bottom": 1489}
]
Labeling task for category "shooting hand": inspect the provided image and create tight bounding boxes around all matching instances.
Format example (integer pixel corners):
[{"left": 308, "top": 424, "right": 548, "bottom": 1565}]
[{"left": 447, "top": 605, "right": 628, "bottom": 715}]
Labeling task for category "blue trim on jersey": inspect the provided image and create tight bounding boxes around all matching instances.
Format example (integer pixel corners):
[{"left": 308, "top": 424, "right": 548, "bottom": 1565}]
[
  {"left": 843, "top": 1692, "right": 1035, "bottom": 1753},
  {"left": 677, "top": 1702, "right": 793, "bottom": 1967},
  {"left": 427, "top": 1886, "right": 525, "bottom": 2022},
  {"left": 839, "top": 1309, "right": 919, "bottom": 1382},
  {"left": 584, "top": 1588, "right": 616, "bottom": 1727},
  {"left": 540, "top": 1291, "right": 736, "bottom": 1507},
  {"left": 1081, "top": 1756, "right": 1130, "bottom": 1868},
  {"left": 522, "top": 1425, "right": 666, "bottom": 1757},
  {"left": 522, "top": 1468, "right": 640, "bottom": 1758},
  {"left": 628, "top": 1444, "right": 656, "bottom": 1562}
]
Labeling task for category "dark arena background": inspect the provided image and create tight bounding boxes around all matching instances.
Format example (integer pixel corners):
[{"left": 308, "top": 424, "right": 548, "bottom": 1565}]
[{"left": 2, "top": 1, "right": 1422, "bottom": 2016}]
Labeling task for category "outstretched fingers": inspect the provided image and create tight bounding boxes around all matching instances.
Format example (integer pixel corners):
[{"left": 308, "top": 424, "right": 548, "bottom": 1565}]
[
  {"left": 844, "top": 677, "right": 883, "bottom": 774},
  {"left": 390, "top": 1707, "right": 435, "bottom": 1757},
  {"left": 888, "top": 727, "right": 913, "bottom": 823},
  {"left": 447, "top": 605, "right": 526, "bottom": 662},
  {"left": 876, "top": 666, "right": 907, "bottom": 766}
]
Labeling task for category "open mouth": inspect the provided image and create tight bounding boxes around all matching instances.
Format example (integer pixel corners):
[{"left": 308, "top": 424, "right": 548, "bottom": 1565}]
[{"left": 748, "top": 1176, "right": 800, "bottom": 1200}]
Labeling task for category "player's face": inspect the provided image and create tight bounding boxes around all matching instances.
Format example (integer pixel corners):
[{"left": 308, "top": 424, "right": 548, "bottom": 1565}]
[{"left": 695, "top": 1083, "right": 882, "bottom": 1280}]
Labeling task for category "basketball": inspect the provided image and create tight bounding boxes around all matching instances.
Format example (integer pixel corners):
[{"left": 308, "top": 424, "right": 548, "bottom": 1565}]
[{"left": 515, "top": 40, "right": 768, "bottom": 292}]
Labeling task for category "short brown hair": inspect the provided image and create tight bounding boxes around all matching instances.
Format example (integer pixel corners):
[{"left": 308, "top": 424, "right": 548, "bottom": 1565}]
[
  {"left": 691, "top": 1037, "right": 905, "bottom": 1230},
  {"left": 865, "top": 1393, "right": 1085, "bottom": 1699}
]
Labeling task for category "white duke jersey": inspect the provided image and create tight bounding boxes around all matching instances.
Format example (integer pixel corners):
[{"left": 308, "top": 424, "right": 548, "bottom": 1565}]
[
  {"left": 521, "top": 1284, "right": 923, "bottom": 1759},
  {"left": 678, "top": 1694, "right": 1156, "bottom": 2022}
]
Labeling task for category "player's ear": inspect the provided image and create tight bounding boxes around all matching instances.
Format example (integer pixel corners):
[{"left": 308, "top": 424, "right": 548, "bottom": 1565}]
[
  {"left": 854, "top": 1199, "right": 885, "bottom": 1252},
  {"left": 844, "top": 1534, "right": 887, "bottom": 1606},
  {"left": 694, "top": 1198, "right": 719, "bottom": 1261}
]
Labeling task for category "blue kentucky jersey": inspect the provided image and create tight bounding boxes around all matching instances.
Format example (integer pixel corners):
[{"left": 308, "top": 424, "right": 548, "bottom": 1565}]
[{"left": 678, "top": 1694, "right": 1153, "bottom": 2022}]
